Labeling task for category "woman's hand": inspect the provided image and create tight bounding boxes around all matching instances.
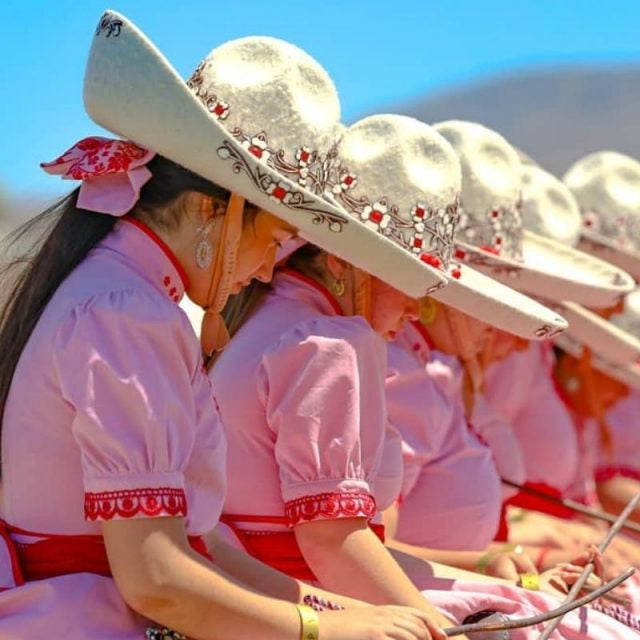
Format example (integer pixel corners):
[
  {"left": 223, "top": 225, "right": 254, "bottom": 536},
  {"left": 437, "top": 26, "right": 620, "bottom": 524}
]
[
  {"left": 539, "top": 545, "right": 605, "bottom": 598},
  {"left": 480, "top": 548, "right": 537, "bottom": 580},
  {"left": 320, "top": 606, "right": 451, "bottom": 640}
]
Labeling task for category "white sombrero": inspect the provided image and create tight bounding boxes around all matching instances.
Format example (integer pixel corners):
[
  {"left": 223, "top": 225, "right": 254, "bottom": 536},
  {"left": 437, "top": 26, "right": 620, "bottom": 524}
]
[
  {"left": 332, "top": 115, "right": 567, "bottom": 339},
  {"left": 83, "top": 10, "right": 447, "bottom": 297},
  {"left": 432, "top": 121, "right": 631, "bottom": 307},
  {"left": 513, "top": 162, "right": 640, "bottom": 364},
  {"left": 564, "top": 151, "right": 640, "bottom": 280}
]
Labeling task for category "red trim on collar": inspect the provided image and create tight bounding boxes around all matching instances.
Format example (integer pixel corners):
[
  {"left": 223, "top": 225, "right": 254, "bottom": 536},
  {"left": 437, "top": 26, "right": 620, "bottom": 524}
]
[
  {"left": 410, "top": 320, "right": 435, "bottom": 350},
  {"left": 124, "top": 218, "right": 190, "bottom": 290},
  {"left": 279, "top": 268, "right": 344, "bottom": 316}
]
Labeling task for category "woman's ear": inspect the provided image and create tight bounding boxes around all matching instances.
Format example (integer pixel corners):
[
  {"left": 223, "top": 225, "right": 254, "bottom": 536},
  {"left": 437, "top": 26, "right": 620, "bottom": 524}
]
[{"left": 325, "top": 253, "right": 350, "bottom": 280}]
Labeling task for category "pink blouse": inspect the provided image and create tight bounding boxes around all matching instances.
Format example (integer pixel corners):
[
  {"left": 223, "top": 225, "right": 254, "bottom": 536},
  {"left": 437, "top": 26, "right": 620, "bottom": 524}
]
[
  {"left": 386, "top": 323, "right": 502, "bottom": 550},
  {"left": 596, "top": 390, "right": 640, "bottom": 483},
  {"left": 210, "top": 270, "right": 387, "bottom": 531},
  {"left": 483, "top": 342, "right": 579, "bottom": 493},
  {"left": 0, "top": 220, "right": 226, "bottom": 638}
]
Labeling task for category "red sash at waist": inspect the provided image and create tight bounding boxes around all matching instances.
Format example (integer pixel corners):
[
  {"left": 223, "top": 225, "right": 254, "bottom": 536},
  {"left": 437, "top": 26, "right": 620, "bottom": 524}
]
[
  {"left": 0, "top": 519, "right": 210, "bottom": 586},
  {"left": 220, "top": 513, "right": 385, "bottom": 582},
  {"left": 507, "top": 482, "right": 575, "bottom": 520}
]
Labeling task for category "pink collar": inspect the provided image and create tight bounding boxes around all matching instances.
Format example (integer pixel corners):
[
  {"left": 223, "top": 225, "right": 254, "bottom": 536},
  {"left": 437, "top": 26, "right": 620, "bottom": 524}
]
[
  {"left": 102, "top": 219, "right": 189, "bottom": 303},
  {"left": 275, "top": 268, "right": 344, "bottom": 317}
]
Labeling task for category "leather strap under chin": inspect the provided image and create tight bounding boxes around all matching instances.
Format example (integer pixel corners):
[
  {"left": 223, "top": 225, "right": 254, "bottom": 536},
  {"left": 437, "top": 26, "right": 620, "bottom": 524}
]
[
  {"left": 353, "top": 268, "right": 372, "bottom": 323},
  {"left": 200, "top": 193, "right": 245, "bottom": 357}
]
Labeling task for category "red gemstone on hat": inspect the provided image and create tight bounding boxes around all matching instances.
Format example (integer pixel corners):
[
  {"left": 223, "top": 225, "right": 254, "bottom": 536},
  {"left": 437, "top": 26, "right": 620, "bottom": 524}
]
[
  {"left": 249, "top": 145, "right": 263, "bottom": 158},
  {"left": 451, "top": 268, "right": 461, "bottom": 279},
  {"left": 454, "top": 248, "right": 466, "bottom": 259},
  {"left": 370, "top": 210, "right": 384, "bottom": 224},
  {"left": 300, "top": 150, "right": 309, "bottom": 162},
  {"left": 495, "top": 236, "right": 502, "bottom": 245},
  {"left": 491, "top": 209, "right": 500, "bottom": 218},
  {"left": 214, "top": 103, "right": 225, "bottom": 116},
  {"left": 414, "top": 207, "right": 425, "bottom": 219},
  {"left": 585, "top": 219, "right": 593, "bottom": 227},
  {"left": 272, "top": 186, "right": 287, "bottom": 200},
  {"left": 344, "top": 176, "right": 354, "bottom": 186},
  {"left": 413, "top": 238, "right": 423, "bottom": 249}
]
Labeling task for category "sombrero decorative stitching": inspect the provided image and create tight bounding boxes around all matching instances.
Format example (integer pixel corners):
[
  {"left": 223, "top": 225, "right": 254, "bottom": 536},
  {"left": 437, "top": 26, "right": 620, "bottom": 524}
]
[{"left": 433, "top": 121, "right": 632, "bottom": 308}]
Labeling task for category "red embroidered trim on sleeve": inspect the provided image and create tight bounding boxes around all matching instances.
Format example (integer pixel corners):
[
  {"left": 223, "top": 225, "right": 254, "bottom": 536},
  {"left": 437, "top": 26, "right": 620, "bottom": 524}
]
[
  {"left": 84, "top": 487, "right": 187, "bottom": 521},
  {"left": 284, "top": 490, "right": 377, "bottom": 527},
  {"left": 595, "top": 466, "right": 640, "bottom": 484}
]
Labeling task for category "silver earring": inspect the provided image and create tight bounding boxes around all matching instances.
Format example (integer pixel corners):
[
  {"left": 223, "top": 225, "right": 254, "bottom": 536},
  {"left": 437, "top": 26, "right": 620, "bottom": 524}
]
[{"left": 195, "top": 219, "right": 215, "bottom": 269}]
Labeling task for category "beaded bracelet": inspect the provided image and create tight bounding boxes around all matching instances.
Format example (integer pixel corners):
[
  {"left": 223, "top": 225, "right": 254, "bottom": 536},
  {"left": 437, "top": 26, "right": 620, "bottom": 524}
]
[
  {"left": 146, "top": 628, "right": 186, "bottom": 640},
  {"left": 303, "top": 594, "right": 345, "bottom": 612}
]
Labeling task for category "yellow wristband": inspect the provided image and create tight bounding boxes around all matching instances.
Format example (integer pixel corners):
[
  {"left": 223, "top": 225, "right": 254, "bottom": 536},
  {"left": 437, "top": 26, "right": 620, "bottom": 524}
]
[
  {"left": 519, "top": 572, "right": 540, "bottom": 591},
  {"left": 296, "top": 604, "right": 320, "bottom": 640}
]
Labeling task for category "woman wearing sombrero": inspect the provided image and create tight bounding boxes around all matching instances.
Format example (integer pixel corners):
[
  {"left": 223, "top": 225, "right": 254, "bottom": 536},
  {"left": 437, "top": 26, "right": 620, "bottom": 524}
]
[
  {"left": 0, "top": 11, "right": 449, "bottom": 640},
  {"left": 210, "top": 112, "right": 640, "bottom": 636}
]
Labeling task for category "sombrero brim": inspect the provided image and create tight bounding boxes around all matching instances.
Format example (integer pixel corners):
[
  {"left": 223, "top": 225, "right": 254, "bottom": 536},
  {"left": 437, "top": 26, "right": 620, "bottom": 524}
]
[
  {"left": 579, "top": 229, "right": 640, "bottom": 282},
  {"left": 456, "top": 230, "right": 633, "bottom": 307},
  {"left": 551, "top": 301, "right": 640, "bottom": 366},
  {"left": 431, "top": 263, "right": 567, "bottom": 340},
  {"left": 83, "top": 11, "right": 446, "bottom": 298}
]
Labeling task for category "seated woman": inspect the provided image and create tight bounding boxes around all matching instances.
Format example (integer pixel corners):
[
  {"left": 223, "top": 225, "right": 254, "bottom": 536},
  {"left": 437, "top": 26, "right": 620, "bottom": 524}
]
[
  {"left": 210, "top": 114, "right": 637, "bottom": 638},
  {"left": 0, "top": 13, "right": 442, "bottom": 640}
]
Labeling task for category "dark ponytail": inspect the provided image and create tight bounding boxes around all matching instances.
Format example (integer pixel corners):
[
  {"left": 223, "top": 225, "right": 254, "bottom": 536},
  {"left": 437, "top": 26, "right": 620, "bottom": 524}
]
[{"left": 0, "top": 155, "right": 231, "bottom": 469}]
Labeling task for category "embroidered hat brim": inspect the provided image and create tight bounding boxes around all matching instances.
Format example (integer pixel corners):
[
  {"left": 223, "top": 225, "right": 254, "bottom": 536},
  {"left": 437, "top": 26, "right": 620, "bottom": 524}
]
[
  {"left": 551, "top": 301, "right": 640, "bottom": 366},
  {"left": 456, "top": 229, "right": 634, "bottom": 308},
  {"left": 83, "top": 11, "right": 447, "bottom": 298},
  {"left": 430, "top": 263, "right": 568, "bottom": 339}
]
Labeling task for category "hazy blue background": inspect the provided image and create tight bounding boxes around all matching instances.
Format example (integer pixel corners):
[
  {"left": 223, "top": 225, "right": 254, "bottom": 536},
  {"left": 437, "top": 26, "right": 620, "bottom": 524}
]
[{"left": 2, "top": 0, "right": 640, "bottom": 201}]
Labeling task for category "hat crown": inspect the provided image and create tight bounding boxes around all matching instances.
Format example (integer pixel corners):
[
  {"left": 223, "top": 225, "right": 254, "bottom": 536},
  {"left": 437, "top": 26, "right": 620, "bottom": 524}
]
[
  {"left": 520, "top": 164, "right": 582, "bottom": 247},
  {"left": 187, "top": 37, "right": 341, "bottom": 195},
  {"left": 434, "top": 120, "right": 524, "bottom": 261},
  {"left": 329, "top": 114, "right": 462, "bottom": 272},
  {"left": 564, "top": 151, "right": 640, "bottom": 250}
]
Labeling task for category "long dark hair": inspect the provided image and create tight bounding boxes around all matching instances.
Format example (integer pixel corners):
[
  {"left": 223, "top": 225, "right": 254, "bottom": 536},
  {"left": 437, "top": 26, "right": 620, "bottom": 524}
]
[{"left": 0, "top": 155, "right": 231, "bottom": 468}]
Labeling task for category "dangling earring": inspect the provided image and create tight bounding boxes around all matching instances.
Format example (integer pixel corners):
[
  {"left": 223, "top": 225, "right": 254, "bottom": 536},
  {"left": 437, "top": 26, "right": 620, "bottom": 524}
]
[
  {"left": 195, "top": 197, "right": 217, "bottom": 270},
  {"left": 332, "top": 278, "right": 346, "bottom": 297},
  {"left": 419, "top": 297, "right": 438, "bottom": 324},
  {"left": 195, "top": 218, "right": 215, "bottom": 269}
]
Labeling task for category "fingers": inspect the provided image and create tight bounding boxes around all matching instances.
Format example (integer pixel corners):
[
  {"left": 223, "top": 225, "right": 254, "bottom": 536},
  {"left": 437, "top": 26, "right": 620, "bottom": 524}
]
[
  {"left": 510, "top": 551, "right": 537, "bottom": 575},
  {"left": 490, "top": 556, "right": 519, "bottom": 581},
  {"left": 396, "top": 607, "right": 445, "bottom": 640}
]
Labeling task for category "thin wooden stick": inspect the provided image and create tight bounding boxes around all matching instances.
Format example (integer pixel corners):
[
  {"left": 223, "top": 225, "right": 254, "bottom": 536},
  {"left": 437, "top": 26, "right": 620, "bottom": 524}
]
[
  {"left": 501, "top": 478, "right": 640, "bottom": 535},
  {"left": 537, "top": 491, "right": 640, "bottom": 640},
  {"left": 443, "top": 568, "right": 634, "bottom": 636}
]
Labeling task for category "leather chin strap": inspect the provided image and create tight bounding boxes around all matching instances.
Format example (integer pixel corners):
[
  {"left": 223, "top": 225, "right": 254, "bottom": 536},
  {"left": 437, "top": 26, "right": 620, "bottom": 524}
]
[
  {"left": 353, "top": 268, "right": 372, "bottom": 323},
  {"left": 200, "top": 193, "right": 245, "bottom": 357}
]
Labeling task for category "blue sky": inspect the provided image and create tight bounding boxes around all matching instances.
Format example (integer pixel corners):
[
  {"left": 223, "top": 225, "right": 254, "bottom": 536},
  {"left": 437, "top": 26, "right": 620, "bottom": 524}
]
[{"left": 2, "top": 0, "right": 640, "bottom": 198}]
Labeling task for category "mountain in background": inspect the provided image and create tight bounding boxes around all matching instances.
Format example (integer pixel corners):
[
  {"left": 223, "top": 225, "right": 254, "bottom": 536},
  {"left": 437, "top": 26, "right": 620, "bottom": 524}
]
[{"left": 388, "top": 64, "right": 640, "bottom": 176}]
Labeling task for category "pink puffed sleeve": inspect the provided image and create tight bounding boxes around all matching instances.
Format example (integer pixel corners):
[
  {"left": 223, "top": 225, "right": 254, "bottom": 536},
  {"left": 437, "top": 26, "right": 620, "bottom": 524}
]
[
  {"left": 259, "top": 316, "right": 386, "bottom": 527},
  {"left": 53, "top": 289, "right": 205, "bottom": 522}
]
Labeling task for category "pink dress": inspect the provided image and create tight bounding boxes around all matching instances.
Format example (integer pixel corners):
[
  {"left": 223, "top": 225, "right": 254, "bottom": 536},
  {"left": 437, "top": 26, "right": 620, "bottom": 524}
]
[
  {"left": 596, "top": 390, "right": 640, "bottom": 484},
  {"left": 211, "top": 269, "right": 387, "bottom": 578},
  {"left": 484, "top": 343, "right": 580, "bottom": 502},
  {"left": 0, "top": 220, "right": 227, "bottom": 638},
  {"left": 210, "top": 270, "right": 638, "bottom": 638},
  {"left": 386, "top": 322, "right": 502, "bottom": 550}
]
